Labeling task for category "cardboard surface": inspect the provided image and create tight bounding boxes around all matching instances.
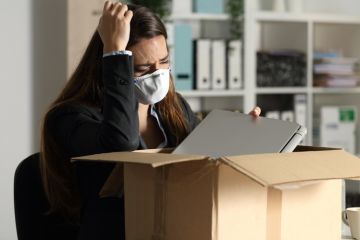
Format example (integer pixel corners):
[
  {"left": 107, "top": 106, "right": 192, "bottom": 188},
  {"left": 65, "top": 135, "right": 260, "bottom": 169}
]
[
  {"left": 216, "top": 164, "right": 268, "bottom": 240},
  {"left": 73, "top": 151, "right": 208, "bottom": 167},
  {"left": 72, "top": 146, "right": 360, "bottom": 240},
  {"left": 124, "top": 160, "right": 216, "bottom": 240},
  {"left": 223, "top": 149, "right": 360, "bottom": 186},
  {"left": 280, "top": 180, "right": 342, "bottom": 240},
  {"left": 75, "top": 146, "right": 360, "bottom": 189}
]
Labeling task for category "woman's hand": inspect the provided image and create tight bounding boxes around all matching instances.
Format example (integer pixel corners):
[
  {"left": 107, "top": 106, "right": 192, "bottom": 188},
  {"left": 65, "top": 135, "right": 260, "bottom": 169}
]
[
  {"left": 248, "top": 106, "right": 261, "bottom": 118},
  {"left": 97, "top": 1, "right": 133, "bottom": 54}
]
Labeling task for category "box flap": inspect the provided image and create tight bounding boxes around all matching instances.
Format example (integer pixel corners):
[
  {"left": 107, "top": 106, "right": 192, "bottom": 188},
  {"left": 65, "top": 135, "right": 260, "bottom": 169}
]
[
  {"left": 72, "top": 151, "right": 209, "bottom": 168},
  {"left": 221, "top": 149, "right": 360, "bottom": 186},
  {"left": 294, "top": 145, "right": 340, "bottom": 152}
]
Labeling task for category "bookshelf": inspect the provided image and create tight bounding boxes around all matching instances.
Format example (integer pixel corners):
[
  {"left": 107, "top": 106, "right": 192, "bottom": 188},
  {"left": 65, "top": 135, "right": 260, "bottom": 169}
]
[
  {"left": 169, "top": 0, "right": 360, "bottom": 154},
  {"left": 242, "top": 0, "right": 360, "bottom": 152},
  {"left": 169, "top": 8, "right": 245, "bottom": 114}
]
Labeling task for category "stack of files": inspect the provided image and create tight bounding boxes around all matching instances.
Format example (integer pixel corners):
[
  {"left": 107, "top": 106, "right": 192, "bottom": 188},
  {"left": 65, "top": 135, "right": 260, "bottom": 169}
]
[
  {"left": 194, "top": 39, "right": 211, "bottom": 90},
  {"left": 172, "top": 0, "right": 191, "bottom": 15},
  {"left": 174, "top": 23, "right": 193, "bottom": 91},
  {"left": 193, "top": 39, "right": 242, "bottom": 90},
  {"left": 211, "top": 40, "right": 226, "bottom": 90},
  {"left": 315, "top": 75, "right": 359, "bottom": 87},
  {"left": 227, "top": 40, "right": 243, "bottom": 89},
  {"left": 193, "top": 0, "right": 224, "bottom": 14},
  {"left": 313, "top": 51, "right": 341, "bottom": 59},
  {"left": 320, "top": 106, "right": 357, "bottom": 154},
  {"left": 294, "top": 94, "right": 307, "bottom": 128},
  {"left": 313, "top": 55, "right": 360, "bottom": 87}
]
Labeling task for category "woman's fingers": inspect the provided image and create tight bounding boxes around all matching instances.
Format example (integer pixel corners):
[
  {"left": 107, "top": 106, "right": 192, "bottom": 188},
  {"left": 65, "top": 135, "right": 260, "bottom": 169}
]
[
  {"left": 249, "top": 106, "right": 261, "bottom": 118},
  {"left": 254, "top": 106, "right": 261, "bottom": 116},
  {"left": 98, "top": 1, "right": 131, "bottom": 53},
  {"left": 118, "top": 4, "right": 128, "bottom": 17},
  {"left": 124, "top": 9, "right": 133, "bottom": 22},
  {"left": 111, "top": 2, "right": 122, "bottom": 16},
  {"left": 103, "top": 1, "right": 113, "bottom": 12}
]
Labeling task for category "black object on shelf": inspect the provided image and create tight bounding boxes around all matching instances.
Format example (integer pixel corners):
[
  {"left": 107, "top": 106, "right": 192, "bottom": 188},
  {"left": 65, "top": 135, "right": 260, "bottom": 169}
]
[{"left": 257, "top": 50, "right": 306, "bottom": 87}]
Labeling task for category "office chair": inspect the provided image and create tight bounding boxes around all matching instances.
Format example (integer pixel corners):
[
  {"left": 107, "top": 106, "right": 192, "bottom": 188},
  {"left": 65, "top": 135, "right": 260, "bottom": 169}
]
[{"left": 14, "top": 153, "right": 78, "bottom": 240}]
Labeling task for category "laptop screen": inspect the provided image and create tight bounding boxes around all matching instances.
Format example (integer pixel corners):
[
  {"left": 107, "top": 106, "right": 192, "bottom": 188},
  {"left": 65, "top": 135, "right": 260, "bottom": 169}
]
[{"left": 173, "top": 109, "right": 307, "bottom": 158}]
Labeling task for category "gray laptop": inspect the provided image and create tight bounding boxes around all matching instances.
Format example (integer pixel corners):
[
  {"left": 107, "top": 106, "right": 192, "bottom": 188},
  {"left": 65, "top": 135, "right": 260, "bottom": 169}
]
[{"left": 173, "top": 109, "right": 307, "bottom": 158}]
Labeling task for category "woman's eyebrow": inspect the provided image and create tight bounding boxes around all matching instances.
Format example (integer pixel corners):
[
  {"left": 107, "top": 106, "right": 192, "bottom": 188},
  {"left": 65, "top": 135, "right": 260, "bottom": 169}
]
[
  {"left": 159, "top": 54, "right": 169, "bottom": 61},
  {"left": 134, "top": 54, "right": 169, "bottom": 67}
]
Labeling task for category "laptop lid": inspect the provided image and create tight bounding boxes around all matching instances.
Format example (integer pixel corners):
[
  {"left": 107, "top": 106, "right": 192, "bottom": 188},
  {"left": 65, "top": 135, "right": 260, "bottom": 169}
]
[{"left": 173, "top": 109, "right": 307, "bottom": 158}]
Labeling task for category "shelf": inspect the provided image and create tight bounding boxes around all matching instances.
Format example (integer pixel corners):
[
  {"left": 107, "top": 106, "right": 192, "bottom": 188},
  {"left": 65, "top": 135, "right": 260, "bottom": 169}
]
[
  {"left": 256, "top": 87, "right": 360, "bottom": 95},
  {"left": 179, "top": 90, "right": 244, "bottom": 97},
  {"left": 253, "top": 11, "right": 309, "bottom": 23},
  {"left": 256, "top": 87, "right": 309, "bottom": 94},
  {"left": 170, "top": 13, "right": 243, "bottom": 21},
  {"left": 171, "top": 13, "right": 229, "bottom": 21},
  {"left": 312, "top": 87, "right": 360, "bottom": 94},
  {"left": 312, "top": 13, "right": 360, "bottom": 24},
  {"left": 253, "top": 11, "right": 360, "bottom": 24}
]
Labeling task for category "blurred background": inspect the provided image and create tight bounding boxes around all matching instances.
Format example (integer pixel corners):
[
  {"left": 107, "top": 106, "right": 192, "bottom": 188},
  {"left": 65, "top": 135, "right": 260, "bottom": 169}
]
[{"left": 2, "top": 0, "right": 360, "bottom": 238}]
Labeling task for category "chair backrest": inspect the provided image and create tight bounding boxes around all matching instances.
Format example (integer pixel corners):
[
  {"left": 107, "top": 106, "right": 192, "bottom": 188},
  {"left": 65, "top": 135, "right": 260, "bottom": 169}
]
[{"left": 14, "top": 153, "right": 78, "bottom": 240}]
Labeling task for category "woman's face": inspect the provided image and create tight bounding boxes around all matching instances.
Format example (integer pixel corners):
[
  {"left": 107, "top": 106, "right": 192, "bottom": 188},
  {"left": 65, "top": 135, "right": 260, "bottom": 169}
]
[{"left": 128, "top": 35, "right": 170, "bottom": 77}]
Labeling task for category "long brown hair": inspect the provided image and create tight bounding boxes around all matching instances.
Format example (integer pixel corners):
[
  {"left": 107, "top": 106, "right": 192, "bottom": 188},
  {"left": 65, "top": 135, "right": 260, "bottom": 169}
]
[{"left": 40, "top": 4, "right": 189, "bottom": 221}]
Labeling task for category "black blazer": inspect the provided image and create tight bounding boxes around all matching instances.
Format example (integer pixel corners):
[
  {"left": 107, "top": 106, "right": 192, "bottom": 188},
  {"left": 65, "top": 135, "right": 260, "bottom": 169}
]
[{"left": 46, "top": 54, "right": 199, "bottom": 240}]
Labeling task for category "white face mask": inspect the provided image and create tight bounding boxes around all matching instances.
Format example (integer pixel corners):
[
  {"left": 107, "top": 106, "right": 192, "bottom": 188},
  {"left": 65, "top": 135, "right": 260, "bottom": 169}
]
[{"left": 133, "top": 68, "right": 170, "bottom": 105}]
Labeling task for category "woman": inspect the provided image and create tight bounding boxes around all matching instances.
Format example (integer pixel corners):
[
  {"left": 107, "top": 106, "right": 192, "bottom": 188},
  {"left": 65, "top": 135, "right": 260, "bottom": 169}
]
[{"left": 40, "top": 1, "right": 261, "bottom": 239}]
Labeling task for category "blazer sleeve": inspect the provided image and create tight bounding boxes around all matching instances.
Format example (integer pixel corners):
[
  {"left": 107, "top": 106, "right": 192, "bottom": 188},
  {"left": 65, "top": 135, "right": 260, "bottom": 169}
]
[
  {"left": 45, "top": 55, "right": 138, "bottom": 240},
  {"left": 47, "top": 54, "right": 139, "bottom": 158}
]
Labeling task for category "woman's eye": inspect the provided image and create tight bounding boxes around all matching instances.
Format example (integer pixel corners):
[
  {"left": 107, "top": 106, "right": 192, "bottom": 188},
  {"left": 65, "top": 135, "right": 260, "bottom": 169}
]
[
  {"left": 135, "top": 67, "right": 148, "bottom": 73},
  {"left": 161, "top": 59, "right": 170, "bottom": 64}
]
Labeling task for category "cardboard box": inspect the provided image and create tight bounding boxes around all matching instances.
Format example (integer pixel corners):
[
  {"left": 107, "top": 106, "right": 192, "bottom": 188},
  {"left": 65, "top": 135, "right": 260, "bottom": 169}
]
[{"left": 73, "top": 146, "right": 360, "bottom": 240}]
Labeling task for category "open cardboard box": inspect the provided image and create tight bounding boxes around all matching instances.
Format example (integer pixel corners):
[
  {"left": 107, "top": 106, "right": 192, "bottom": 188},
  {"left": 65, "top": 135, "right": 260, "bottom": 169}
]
[{"left": 73, "top": 146, "right": 360, "bottom": 240}]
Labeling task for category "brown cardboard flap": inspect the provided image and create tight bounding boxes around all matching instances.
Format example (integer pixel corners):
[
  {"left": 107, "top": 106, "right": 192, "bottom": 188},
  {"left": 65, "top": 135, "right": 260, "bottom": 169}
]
[
  {"left": 222, "top": 149, "right": 360, "bottom": 186},
  {"left": 72, "top": 151, "right": 209, "bottom": 168},
  {"left": 133, "top": 148, "right": 174, "bottom": 154},
  {"left": 294, "top": 145, "right": 341, "bottom": 152}
]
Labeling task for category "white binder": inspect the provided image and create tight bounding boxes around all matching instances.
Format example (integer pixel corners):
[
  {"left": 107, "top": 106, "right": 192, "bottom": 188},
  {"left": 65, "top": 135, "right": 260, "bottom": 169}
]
[
  {"left": 196, "top": 39, "right": 211, "bottom": 90},
  {"left": 172, "top": 0, "right": 192, "bottom": 15},
  {"left": 211, "top": 40, "right": 226, "bottom": 90},
  {"left": 281, "top": 111, "right": 295, "bottom": 122},
  {"left": 294, "top": 94, "right": 307, "bottom": 144},
  {"left": 266, "top": 111, "right": 280, "bottom": 120},
  {"left": 294, "top": 94, "right": 307, "bottom": 127},
  {"left": 228, "top": 40, "right": 243, "bottom": 89}
]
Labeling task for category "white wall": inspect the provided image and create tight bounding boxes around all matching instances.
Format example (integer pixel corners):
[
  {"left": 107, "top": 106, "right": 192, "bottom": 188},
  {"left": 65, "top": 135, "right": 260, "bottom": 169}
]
[
  {"left": 0, "top": 1, "right": 32, "bottom": 239},
  {"left": 0, "top": 0, "right": 66, "bottom": 239}
]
